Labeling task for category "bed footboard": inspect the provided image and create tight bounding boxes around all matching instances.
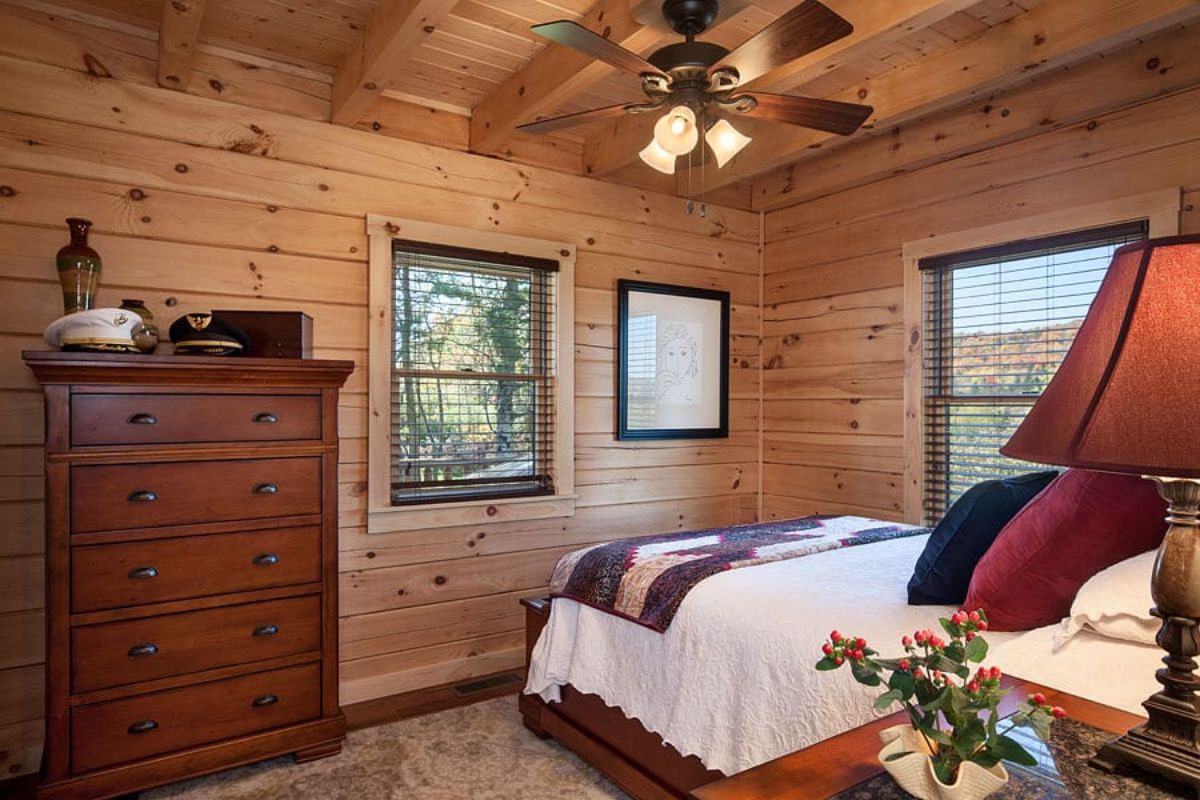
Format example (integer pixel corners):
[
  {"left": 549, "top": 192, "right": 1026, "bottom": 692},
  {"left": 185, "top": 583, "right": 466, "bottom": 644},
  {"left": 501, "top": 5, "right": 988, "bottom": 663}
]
[{"left": 519, "top": 596, "right": 722, "bottom": 799}]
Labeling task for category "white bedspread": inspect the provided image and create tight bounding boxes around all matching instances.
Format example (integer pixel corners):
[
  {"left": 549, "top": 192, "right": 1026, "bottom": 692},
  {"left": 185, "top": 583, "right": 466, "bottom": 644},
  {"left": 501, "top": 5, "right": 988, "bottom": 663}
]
[{"left": 526, "top": 533, "right": 1158, "bottom": 775}]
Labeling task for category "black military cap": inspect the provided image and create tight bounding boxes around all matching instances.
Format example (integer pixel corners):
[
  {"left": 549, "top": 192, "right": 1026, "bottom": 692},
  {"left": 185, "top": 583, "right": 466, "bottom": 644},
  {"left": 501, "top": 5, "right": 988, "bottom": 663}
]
[{"left": 169, "top": 312, "right": 250, "bottom": 356}]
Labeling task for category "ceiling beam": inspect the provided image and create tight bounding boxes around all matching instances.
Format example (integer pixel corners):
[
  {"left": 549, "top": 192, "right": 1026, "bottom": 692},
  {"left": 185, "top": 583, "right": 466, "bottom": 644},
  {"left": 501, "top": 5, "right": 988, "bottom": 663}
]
[
  {"left": 583, "top": 0, "right": 976, "bottom": 178},
  {"left": 752, "top": 24, "right": 1200, "bottom": 211},
  {"left": 469, "top": 0, "right": 660, "bottom": 156},
  {"left": 157, "top": 0, "right": 207, "bottom": 90},
  {"left": 331, "top": 0, "right": 457, "bottom": 127},
  {"left": 691, "top": 0, "right": 1200, "bottom": 194}
]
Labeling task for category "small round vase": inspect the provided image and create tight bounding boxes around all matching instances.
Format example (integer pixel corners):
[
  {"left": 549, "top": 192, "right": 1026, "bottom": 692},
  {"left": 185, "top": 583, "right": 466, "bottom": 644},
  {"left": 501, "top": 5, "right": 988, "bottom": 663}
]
[
  {"left": 57, "top": 218, "right": 102, "bottom": 315},
  {"left": 878, "top": 724, "right": 1009, "bottom": 800},
  {"left": 119, "top": 299, "right": 160, "bottom": 354}
]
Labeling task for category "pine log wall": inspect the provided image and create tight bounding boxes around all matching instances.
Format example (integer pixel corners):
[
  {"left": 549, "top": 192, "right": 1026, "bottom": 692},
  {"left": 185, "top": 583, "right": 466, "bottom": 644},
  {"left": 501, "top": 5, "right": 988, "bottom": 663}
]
[
  {"left": 0, "top": 5, "right": 761, "bottom": 775},
  {"left": 759, "top": 24, "right": 1200, "bottom": 525}
]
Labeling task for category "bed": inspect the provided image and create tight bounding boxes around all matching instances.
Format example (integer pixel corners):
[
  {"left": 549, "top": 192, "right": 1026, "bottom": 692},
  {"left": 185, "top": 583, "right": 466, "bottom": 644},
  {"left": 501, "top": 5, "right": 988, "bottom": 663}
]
[{"left": 520, "top": 525, "right": 1162, "bottom": 799}]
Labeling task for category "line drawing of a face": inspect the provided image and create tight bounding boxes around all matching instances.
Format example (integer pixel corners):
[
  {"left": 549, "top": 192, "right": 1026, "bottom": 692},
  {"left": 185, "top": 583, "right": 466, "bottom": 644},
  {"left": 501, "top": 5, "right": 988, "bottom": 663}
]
[{"left": 656, "top": 322, "right": 700, "bottom": 403}]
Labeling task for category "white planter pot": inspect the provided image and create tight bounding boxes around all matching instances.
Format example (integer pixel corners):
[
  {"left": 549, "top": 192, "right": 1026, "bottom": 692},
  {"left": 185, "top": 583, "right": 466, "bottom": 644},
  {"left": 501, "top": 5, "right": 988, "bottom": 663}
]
[{"left": 877, "top": 724, "right": 1009, "bottom": 800}]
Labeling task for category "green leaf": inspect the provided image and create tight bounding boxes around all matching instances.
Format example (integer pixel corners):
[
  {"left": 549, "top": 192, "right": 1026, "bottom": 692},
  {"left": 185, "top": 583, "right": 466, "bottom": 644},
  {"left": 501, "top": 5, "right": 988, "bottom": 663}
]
[
  {"left": 932, "top": 755, "right": 959, "bottom": 786},
  {"left": 815, "top": 657, "right": 840, "bottom": 671},
  {"left": 940, "top": 618, "right": 957, "bottom": 637},
  {"left": 851, "top": 659, "right": 882, "bottom": 686},
  {"left": 889, "top": 670, "right": 916, "bottom": 701},
  {"left": 885, "top": 750, "right": 916, "bottom": 762},
  {"left": 953, "top": 718, "right": 987, "bottom": 760},
  {"left": 930, "top": 652, "right": 970, "bottom": 679},
  {"left": 965, "top": 635, "right": 989, "bottom": 663},
  {"left": 972, "top": 749, "right": 1004, "bottom": 768},
  {"left": 993, "top": 734, "right": 1039, "bottom": 766},
  {"left": 874, "top": 689, "right": 903, "bottom": 711}
]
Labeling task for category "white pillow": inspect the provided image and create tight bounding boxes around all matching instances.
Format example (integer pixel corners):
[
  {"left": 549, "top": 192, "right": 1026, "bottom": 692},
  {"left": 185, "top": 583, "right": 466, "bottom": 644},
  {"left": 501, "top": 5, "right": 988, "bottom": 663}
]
[{"left": 1053, "top": 550, "right": 1160, "bottom": 650}]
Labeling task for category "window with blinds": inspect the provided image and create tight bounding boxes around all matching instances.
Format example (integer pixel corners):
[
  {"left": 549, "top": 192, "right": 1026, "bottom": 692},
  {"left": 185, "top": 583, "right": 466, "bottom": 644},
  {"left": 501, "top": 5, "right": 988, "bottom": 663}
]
[
  {"left": 919, "top": 220, "right": 1148, "bottom": 523},
  {"left": 390, "top": 240, "right": 557, "bottom": 505}
]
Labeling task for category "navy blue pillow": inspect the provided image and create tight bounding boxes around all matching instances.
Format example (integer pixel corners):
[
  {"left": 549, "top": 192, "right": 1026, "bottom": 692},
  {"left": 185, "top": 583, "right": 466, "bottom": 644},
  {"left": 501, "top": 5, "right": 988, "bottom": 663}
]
[{"left": 907, "top": 471, "right": 1059, "bottom": 605}]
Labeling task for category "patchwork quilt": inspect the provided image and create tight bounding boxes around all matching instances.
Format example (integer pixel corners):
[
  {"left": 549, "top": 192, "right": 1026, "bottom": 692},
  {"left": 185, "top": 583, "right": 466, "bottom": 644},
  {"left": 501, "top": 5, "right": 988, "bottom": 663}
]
[{"left": 549, "top": 515, "right": 928, "bottom": 632}]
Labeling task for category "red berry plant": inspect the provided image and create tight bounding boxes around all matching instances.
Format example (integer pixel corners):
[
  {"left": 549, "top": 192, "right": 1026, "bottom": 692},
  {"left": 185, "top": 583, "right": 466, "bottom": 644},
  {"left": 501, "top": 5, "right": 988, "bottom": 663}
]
[{"left": 816, "top": 609, "right": 1065, "bottom": 786}]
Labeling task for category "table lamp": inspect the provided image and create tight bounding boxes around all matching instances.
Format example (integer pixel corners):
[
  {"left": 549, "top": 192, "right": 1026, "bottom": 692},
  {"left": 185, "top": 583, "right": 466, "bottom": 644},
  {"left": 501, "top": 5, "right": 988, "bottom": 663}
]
[{"left": 1000, "top": 233, "right": 1200, "bottom": 789}]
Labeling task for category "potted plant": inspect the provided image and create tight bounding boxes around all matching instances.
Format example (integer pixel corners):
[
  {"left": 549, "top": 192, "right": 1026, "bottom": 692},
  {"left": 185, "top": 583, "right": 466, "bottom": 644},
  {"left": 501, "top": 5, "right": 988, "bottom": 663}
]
[{"left": 815, "top": 609, "right": 1065, "bottom": 800}]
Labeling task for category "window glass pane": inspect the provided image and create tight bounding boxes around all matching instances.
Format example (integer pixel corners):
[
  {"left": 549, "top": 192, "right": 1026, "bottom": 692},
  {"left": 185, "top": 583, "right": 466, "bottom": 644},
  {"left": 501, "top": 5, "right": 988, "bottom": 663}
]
[
  {"left": 391, "top": 244, "right": 555, "bottom": 505},
  {"left": 921, "top": 223, "right": 1146, "bottom": 521}
]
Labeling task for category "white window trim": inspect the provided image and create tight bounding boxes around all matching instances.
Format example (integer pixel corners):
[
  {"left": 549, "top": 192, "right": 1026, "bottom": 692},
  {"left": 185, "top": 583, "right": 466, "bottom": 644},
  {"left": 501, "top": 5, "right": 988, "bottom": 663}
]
[
  {"left": 900, "top": 188, "right": 1182, "bottom": 525},
  {"left": 365, "top": 214, "right": 576, "bottom": 533}
]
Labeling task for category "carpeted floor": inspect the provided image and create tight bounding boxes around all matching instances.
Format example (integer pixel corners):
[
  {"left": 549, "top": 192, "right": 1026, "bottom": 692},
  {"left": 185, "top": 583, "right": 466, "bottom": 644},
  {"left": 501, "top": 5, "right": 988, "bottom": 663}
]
[{"left": 143, "top": 696, "right": 630, "bottom": 799}]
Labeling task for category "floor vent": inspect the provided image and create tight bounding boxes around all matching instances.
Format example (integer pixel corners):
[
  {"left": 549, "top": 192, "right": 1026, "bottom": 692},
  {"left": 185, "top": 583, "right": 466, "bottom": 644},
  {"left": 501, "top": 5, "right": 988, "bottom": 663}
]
[{"left": 452, "top": 672, "right": 523, "bottom": 697}]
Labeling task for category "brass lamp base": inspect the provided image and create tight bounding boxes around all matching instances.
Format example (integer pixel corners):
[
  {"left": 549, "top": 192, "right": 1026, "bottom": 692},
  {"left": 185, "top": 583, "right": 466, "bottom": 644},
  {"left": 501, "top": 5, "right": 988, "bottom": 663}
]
[{"left": 1091, "top": 476, "right": 1200, "bottom": 794}]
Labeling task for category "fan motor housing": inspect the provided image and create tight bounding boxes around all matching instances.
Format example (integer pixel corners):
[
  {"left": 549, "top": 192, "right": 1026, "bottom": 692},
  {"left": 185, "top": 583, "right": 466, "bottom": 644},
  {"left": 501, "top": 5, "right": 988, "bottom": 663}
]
[
  {"left": 661, "top": 0, "right": 720, "bottom": 36},
  {"left": 648, "top": 40, "right": 729, "bottom": 74}
]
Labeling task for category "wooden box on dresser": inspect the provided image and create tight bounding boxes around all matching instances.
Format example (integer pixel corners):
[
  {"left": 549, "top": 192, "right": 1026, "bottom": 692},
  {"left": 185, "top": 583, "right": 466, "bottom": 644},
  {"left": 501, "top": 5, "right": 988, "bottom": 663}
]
[{"left": 22, "top": 351, "right": 355, "bottom": 800}]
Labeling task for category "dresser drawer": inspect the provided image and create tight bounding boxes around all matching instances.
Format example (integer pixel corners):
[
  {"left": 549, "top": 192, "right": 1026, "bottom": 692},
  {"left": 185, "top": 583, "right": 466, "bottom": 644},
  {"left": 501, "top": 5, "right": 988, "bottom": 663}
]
[
  {"left": 72, "top": 526, "right": 320, "bottom": 612},
  {"left": 71, "top": 393, "right": 322, "bottom": 446},
  {"left": 71, "top": 457, "right": 321, "bottom": 533},
  {"left": 71, "top": 662, "right": 321, "bottom": 774},
  {"left": 72, "top": 595, "right": 321, "bottom": 693}
]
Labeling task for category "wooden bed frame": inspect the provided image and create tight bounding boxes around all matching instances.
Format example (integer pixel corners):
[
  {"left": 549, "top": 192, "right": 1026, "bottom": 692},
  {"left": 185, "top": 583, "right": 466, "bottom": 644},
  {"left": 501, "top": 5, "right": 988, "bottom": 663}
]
[{"left": 519, "top": 597, "right": 724, "bottom": 800}]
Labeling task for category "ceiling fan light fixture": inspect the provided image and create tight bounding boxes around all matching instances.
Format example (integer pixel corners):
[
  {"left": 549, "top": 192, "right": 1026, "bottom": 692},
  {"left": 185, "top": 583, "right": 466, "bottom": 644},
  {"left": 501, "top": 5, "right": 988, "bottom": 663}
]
[
  {"left": 639, "top": 139, "right": 677, "bottom": 174},
  {"left": 653, "top": 105, "right": 699, "bottom": 155},
  {"left": 705, "top": 118, "right": 752, "bottom": 168}
]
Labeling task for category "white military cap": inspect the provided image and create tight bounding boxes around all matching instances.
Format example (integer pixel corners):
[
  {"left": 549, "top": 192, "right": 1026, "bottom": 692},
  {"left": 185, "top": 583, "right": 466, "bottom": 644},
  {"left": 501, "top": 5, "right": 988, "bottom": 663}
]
[{"left": 43, "top": 308, "right": 142, "bottom": 352}]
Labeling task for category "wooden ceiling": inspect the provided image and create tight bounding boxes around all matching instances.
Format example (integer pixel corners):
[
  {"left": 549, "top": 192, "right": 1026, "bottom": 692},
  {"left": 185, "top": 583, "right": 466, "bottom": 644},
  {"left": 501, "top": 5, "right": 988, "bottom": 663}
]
[{"left": 24, "top": 0, "right": 1200, "bottom": 208}]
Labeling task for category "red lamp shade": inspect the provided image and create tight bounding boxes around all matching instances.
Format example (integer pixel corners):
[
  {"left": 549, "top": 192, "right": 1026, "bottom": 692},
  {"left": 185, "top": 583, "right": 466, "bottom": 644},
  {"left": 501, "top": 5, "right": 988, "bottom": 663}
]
[{"left": 1001, "top": 234, "right": 1200, "bottom": 478}]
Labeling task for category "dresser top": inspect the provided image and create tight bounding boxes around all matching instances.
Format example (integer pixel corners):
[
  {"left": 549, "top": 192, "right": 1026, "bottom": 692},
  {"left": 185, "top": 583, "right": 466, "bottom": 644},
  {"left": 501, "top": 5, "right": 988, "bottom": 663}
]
[{"left": 23, "top": 350, "right": 355, "bottom": 387}]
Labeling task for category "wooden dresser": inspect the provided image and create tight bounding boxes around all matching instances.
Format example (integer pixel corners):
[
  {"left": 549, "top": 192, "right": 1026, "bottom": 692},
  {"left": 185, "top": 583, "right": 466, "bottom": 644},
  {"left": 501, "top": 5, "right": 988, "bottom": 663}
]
[{"left": 23, "top": 351, "right": 354, "bottom": 800}]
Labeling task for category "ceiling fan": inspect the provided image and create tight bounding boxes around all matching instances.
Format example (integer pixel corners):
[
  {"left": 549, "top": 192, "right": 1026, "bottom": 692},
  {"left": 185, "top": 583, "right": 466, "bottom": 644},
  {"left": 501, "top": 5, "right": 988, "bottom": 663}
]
[{"left": 516, "top": 0, "right": 874, "bottom": 175}]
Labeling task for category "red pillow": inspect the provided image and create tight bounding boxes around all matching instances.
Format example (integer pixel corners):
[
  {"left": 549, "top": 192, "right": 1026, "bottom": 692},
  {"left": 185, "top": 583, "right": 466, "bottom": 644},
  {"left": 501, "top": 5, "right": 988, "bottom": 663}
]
[{"left": 964, "top": 469, "right": 1167, "bottom": 631}]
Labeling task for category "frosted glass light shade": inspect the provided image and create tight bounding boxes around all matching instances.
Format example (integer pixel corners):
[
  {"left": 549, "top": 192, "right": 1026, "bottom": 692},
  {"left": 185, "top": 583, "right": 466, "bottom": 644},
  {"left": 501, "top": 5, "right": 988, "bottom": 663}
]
[
  {"left": 639, "top": 139, "right": 677, "bottom": 174},
  {"left": 653, "top": 106, "right": 699, "bottom": 156},
  {"left": 705, "top": 119, "right": 752, "bottom": 168}
]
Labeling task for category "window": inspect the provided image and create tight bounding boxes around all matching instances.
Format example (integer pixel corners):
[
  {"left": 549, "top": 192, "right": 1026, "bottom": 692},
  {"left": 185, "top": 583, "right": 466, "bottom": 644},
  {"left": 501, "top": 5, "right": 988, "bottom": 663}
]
[
  {"left": 918, "top": 221, "right": 1148, "bottom": 522},
  {"left": 366, "top": 217, "right": 575, "bottom": 532},
  {"left": 390, "top": 241, "right": 556, "bottom": 504}
]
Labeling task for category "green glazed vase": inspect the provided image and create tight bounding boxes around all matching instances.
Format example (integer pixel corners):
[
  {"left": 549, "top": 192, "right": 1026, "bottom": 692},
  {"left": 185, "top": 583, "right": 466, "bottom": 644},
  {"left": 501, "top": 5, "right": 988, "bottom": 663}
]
[
  {"left": 57, "top": 217, "right": 102, "bottom": 314},
  {"left": 119, "top": 298, "right": 160, "bottom": 354}
]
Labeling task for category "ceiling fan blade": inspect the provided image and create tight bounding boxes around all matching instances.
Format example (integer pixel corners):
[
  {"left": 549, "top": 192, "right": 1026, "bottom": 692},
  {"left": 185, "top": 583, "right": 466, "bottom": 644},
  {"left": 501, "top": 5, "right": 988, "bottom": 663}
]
[
  {"left": 531, "top": 20, "right": 666, "bottom": 78},
  {"left": 517, "top": 103, "right": 638, "bottom": 135},
  {"left": 713, "top": 0, "right": 853, "bottom": 87},
  {"left": 732, "top": 92, "right": 873, "bottom": 135}
]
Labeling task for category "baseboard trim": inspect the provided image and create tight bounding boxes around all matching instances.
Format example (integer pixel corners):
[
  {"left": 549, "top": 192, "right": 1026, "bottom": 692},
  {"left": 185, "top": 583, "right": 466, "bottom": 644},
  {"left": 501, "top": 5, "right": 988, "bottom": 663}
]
[{"left": 344, "top": 667, "right": 528, "bottom": 731}]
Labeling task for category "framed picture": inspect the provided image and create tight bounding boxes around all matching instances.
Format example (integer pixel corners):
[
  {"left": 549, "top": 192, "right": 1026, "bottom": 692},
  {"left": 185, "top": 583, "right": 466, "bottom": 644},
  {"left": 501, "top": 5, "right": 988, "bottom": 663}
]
[{"left": 617, "top": 279, "right": 729, "bottom": 440}]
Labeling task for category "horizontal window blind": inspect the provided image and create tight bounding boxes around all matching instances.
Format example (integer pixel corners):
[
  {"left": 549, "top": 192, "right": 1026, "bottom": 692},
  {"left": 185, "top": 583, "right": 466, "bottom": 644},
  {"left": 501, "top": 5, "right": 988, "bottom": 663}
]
[
  {"left": 390, "top": 240, "right": 557, "bottom": 505},
  {"left": 920, "top": 221, "right": 1147, "bottom": 523}
]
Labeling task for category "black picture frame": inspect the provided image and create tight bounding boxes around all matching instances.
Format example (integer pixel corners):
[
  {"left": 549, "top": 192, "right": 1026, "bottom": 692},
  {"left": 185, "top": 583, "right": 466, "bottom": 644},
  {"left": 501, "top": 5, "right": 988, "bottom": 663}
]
[{"left": 617, "top": 279, "right": 730, "bottom": 440}]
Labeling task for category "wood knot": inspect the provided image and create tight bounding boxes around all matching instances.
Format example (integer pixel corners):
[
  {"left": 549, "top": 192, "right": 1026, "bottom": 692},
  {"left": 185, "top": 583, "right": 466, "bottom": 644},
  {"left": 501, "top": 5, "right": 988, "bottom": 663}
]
[
  {"left": 486, "top": 505, "right": 498, "bottom": 517},
  {"left": 129, "top": 188, "right": 146, "bottom": 201},
  {"left": 363, "top": 81, "right": 377, "bottom": 91},
  {"left": 174, "top": 163, "right": 188, "bottom": 173},
  {"left": 0, "top": 185, "right": 15, "bottom": 198},
  {"left": 209, "top": 78, "right": 224, "bottom": 93},
  {"left": 434, "top": 575, "right": 448, "bottom": 585},
  {"left": 165, "top": 296, "right": 178, "bottom": 307},
  {"left": 1146, "top": 57, "right": 1161, "bottom": 71},
  {"left": 83, "top": 53, "right": 112, "bottom": 78},
  {"left": 372, "top": 121, "right": 382, "bottom": 131}
]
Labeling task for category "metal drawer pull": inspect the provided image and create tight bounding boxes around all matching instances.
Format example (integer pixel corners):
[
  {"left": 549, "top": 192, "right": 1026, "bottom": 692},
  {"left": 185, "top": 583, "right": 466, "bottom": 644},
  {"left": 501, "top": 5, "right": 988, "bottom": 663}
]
[
  {"left": 253, "top": 412, "right": 279, "bottom": 424},
  {"left": 128, "top": 490, "right": 158, "bottom": 502},
  {"left": 127, "top": 413, "right": 158, "bottom": 425},
  {"left": 128, "top": 720, "right": 158, "bottom": 734},
  {"left": 253, "top": 482, "right": 278, "bottom": 495},
  {"left": 128, "top": 566, "right": 159, "bottom": 580},
  {"left": 251, "top": 694, "right": 279, "bottom": 708},
  {"left": 128, "top": 642, "right": 159, "bottom": 658},
  {"left": 252, "top": 553, "right": 280, "bottom": 567},
  {"left": 253, "top": 623, "right": 280, "bottom": 637}
]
